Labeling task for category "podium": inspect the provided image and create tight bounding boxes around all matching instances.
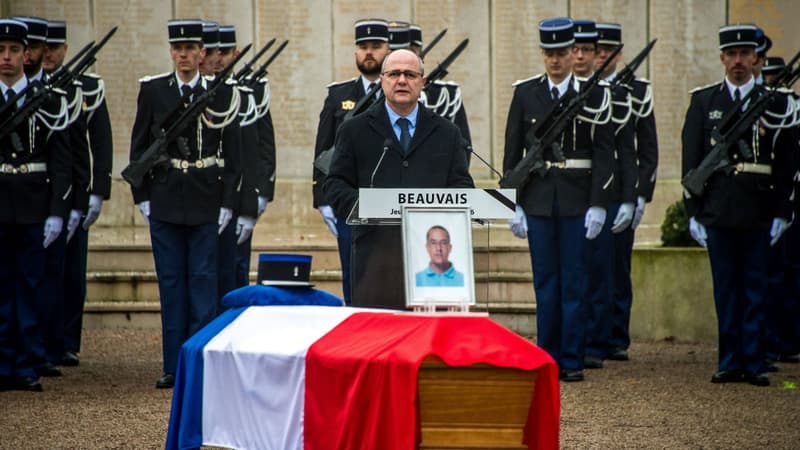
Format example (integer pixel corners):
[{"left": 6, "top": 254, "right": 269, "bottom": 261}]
[{"left": 348, "top": 188, "right": 516, "bottom": 311}]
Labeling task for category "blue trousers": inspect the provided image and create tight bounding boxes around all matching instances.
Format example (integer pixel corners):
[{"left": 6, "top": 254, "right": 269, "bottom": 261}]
[
  {"left": 235, "top": 233, "right": 252, "bottom": 288},
  {"left": 63, "top": 226, "right": 89, "bottom": 354},
  {"left": 585, "top": 203, "right": 620, "bottom": 359},
  {"left": 150, "top": 220, "right": 218, "bottom": 374},
  {"left": 610, "top": 222, "right": 636, "bottom": 352},
  {"left": 335, "top": 216, "right": 352, "bottom": 305},
  {"left": 706, "top": 227, "right": 769, "bottom": 375},
  {"left": 0, "top": 224, "right": 46, "bottom": 378},
  {"left": 765, "top": 223, "right": 800, "bottom": 359},
  {"left": 41, "top": 229, "right": 67, "bottom": 364},
  {"left": 527, "top": 213, "right": 588, "bottom": 370}
]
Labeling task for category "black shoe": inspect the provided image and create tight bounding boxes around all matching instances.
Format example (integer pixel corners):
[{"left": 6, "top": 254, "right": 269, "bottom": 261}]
[
  {"left": 584, "top": 355, "right": 604, "bottom": 369},
  {"left": 777, "top": 353, "right": 800, "bottom": 363},
  {"left": 60, "top": 351, "right": 80, "bottom": 367},
  {"left": 607, "top": 348, "right": 629, "bottom": 361},
  {"left": 766, "top": 362, "right": 779, "bottom": 373},
  {"left": 746, "top": 373, "right": 770, "bottom": 387},
  {"left": 3, "top": 376, "right": 44, "bottom": 392},
  {"left": 34, "top": 362, "right": 62, "bottom": 377},
  {"left": 710, "top": 370, "right": 744, "bottom": 383},
  {"left": 156, "top": 373, "right": 175, "bottom": 389},
  {"left": 559, "top": 369, "right": 585, "bottom": 382}
]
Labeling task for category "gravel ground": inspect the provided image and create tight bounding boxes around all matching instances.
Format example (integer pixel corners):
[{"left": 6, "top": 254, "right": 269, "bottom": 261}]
[{"left": 0, "top": 328, "right": 798, "bottom": 450}]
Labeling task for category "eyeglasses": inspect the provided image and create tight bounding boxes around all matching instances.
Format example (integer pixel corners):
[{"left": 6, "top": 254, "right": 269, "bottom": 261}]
[
  {"left": 382, "top": 70, "right": 423, "bottom": 80},
  {"left": 573, "top": 45, "right": 596, "bottom": 54}
]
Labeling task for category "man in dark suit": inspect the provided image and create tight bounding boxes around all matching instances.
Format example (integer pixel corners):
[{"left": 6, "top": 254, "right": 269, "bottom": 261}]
[
  {"left": 313, "top": 19, "right": 390, "bottom": 305},
  {"left": 127, "top": 19, "right": 241, "bottom": 389},
  {"left": 504, "top": 18, "right": 615, "bottom": 382},
  {"left": 681, "top": 24, "right": 795, "bottom": 387},
  {"left": 0, "top": 19, "right": 71, "bottom": 392},
  {"left": 324, "top": 49, "right": 474, "bottom": 309}
]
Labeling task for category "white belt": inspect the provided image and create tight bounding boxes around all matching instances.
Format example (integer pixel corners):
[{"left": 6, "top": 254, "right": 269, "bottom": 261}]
[
  {"left": 217, "top": 158, "right": 225, "bottom": 168},
  {"left": 735, "top": 163, "right": 771, "bottom": 175},
  {"left": 546, "top": 159, "right": 592, "bottom": 170},
  {"left": 0, "top": 162, "right": 47, "bottom": 174},
  {"left": 169, "top": 156, "right": 217, "bottom": 170}
]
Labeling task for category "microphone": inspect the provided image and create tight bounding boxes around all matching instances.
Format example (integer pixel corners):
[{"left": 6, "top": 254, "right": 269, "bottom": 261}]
[
  {"left": 462, "top": 138, "right": 503, "bottom": 178},
  {"left": 370, "top": 139, "right": 392, "bottom": 188}
]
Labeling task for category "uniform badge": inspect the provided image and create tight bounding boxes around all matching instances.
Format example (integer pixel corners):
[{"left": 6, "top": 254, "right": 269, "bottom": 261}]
[
  {"left": 759, "top": 126, "right": 766, "bottom": 136},
  {"left": 341, "top": 100, "right": 355, "bottom": 110},
  {"left": 709, "top": 110, "right": 723, "bottom": 120}
]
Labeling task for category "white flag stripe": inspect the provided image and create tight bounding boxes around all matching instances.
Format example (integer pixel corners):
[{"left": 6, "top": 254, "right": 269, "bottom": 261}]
[{"left": 202, "top": 306, "right": 363, "bottom": 450}]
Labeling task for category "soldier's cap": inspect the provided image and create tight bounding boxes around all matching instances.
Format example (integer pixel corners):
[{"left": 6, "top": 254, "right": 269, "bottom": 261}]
[
  {"left": 388, "top": 21, "right": 410, "bottom": 50},
  {"left": 46, "top": 20, "right": 66, "bottom": 45},
  {"left": 354, "top": 19, "right": 389, "bottom": 43},
  {"left": 573, "top": 20, "right": 598, "bottom": 44},
  {"left": 13, "top": 16, "right": 47, "bottom": 42},
  {"left": 202, "top": 21, "right": 220, "bottom": 49},
  {"left": 719, "top": 24, "right": 758, "bottom": 50},
  {"left": 539, "top": 18, "right": 574, "bottom": 49},
  {"left": 596, "top": 22, "right": 622, "bottom": 46},
  {"left": 409, "top": 24, "right": 422, "bottom": 47},
  {"left": 219, "top": 25, "right": 236, "bottom": 48},
  {"left": 755, "top": 28, "right": 772, "bottom": 56},
  {"left": 0, "top": 19, "right": 28, "bottom": 46},
  {"left": 762, "top": 56, "right": 785, "bottom": 75},
  {"left": 167, "top": 19, "right": 204, "bottom": 44}
]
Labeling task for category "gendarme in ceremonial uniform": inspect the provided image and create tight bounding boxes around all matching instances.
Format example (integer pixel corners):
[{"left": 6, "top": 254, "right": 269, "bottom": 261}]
[
  {"left": 127, "top": 19, "right": 241, "bottom": 389},
  {"left": 681, "top": 24, "right": 796, "bottom": 386}
]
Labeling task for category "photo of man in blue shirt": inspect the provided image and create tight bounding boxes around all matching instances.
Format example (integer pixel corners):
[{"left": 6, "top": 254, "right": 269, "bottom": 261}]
[{"left": 415, "top": 225, "right": 465, "bottom": 287}]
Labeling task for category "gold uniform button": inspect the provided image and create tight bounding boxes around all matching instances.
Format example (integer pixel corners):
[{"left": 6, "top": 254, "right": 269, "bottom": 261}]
[
  {"left": 180, "top": 160, "right": 189, "bottom": 169},
  {"left": 195, "top": 160, "right": 204, "bottom": 168},
  {"left": 19, "top": 165, "right": 27, "bottom": 173}
]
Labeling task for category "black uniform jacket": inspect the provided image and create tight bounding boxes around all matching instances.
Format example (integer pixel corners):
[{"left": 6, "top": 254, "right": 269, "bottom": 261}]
[
  {"left": 629, "top": 79, "right": 658, "bottom": 201},
  {"left": 236, "top": 83, "right": 260, "bottom": 218},
  {"left": 610, "top": 84, "right": 638, "bottom": 204},
  {"left": 422, "top": 80, "right": 472, "bottom": 155},
  {"left": 681, "top": 81, "right": 795, "bottom": 229},
  {"left": 250, "top": 78, "right": 276, "bottom": 202},
  {"left": 65, "top": 79, "right": 90, "bottom": 213},
  {"left": 503, "top": 74, "right": 615, "bottom": 217},
  {"left": 0, "top": 79, "right": 71, "bottom": 223},
  {"left": 80, "top": 73, "right": 113, "bottom": 200},
  {"left": 129, "top": 72, "right": 241, "bottom": 225}
]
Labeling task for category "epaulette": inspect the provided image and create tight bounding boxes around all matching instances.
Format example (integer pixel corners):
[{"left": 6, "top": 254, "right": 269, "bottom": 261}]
[
  {"left": 327, "top": 77, "right": 357, "bottom": 88},
  {"left": 776, "top": 87, "right": 794, "bottom": 94},
  {"left": 598, "top": 79, "right": 610, "bottom": 87},
  {"left": 236, "top": 84, "right": 254, "bottom": 93},
  {"left": 82, "top": 72, "right": 102, "bottom": 80},
  {"left": 689, "top": 81, "right": 722, "bottom": 94},
  {"left": 512, "top": 73, "right": 544, "bottom": 87},
  {"left": 432, "top": 79, "right": 460, "bottom": 87},
  {"left": 138, "top": 71, "right": 171, "bottom": 83},
  {"left": 203, "top": 74, "right": 216, "bottom": 82},
  {"left": 224, "top": 77, "right": 237, "bottom": 86}
]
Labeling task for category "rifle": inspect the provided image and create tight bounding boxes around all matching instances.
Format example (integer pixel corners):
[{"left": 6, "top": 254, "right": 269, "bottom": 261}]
[
  {"left": 680, "top": 53, "right": 799, "bottom": 197},
  {"left": 0, "top": 27, "right": 118, "bottom": 141},
  {"left": 248, "top": 40, "right": 289, "bottom": 83},
  {"left": 233, "top": 38, "right": 276, "bottom": 82},
  {"left": 419, "top": 28, "right": 447, "bottom": 60},
  {"left": 500, "top": 44, "right": 624, "bottom": 190},
  {"left": 424, "top": 38, "right": 469, "bottom": 88},
  {"left": 121, "top": 44, "right": 252, "bottom": 188},
  {"left": 612, "top": 39, "right": 657, "bottom": 88}
]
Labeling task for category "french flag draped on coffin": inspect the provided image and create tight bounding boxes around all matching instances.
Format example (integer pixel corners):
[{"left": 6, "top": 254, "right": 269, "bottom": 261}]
[{"left": 166, "top": 304, "right": 559, "bottom": 450}]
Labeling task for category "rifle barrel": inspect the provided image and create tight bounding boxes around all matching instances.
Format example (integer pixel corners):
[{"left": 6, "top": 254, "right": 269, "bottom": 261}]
[{"left": 419, "top": 28, "right": 447, "bottom": 59}]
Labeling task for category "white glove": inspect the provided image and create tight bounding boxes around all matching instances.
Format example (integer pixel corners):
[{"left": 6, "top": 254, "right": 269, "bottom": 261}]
[
  {"left": 689, "top": 216, "right": 707, "bottom": 248},
  {"left": 508, "top": 205, "right": 528, "bottom": 239},
  {"left": 43, "top": 216, "right": 63, "bottom": 248},
  {"left": 257, "top": 196, "right": 268, "bottom": 218},
  {"left": 631, "top": 196, "right": 646, "bottom": 230},
  {"left": 319, "top": 205, "right": 338, "bottom": 237},
  {"left": 66, "top": 209, "right": 82, "bottom": 242},
  {"left": 611, "top": 202, "right": 635, "bottom": 234},
  {"left": 584, "top": 206, "right": 607, "bottom": 240},
  {"left": 138, "top": 201, "right": 151, "bottom": 225},
  {"left": 218, "top": 207, "right": 233, "bottom": 234},
  {"left": 236, "top": 215, "right": 256, "bottom": 245},
  {"left": 82, "top": 194, "right": 103, "bottom": 230},
  {"left": 770, "top": 217, "right": 790, "bottom": 246}
]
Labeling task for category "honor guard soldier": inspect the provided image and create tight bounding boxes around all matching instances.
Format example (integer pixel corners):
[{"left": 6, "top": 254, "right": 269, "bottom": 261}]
[
  {"left": 591, "top": 22, "right": 659, "bottom": 363},
  {"left": 128, "top": 19, "right": 241, "bottom": 388},
  {"left": 504, "top": 18, "right": 615, "bottom": 382},
  {"left": 313, "top": 19, "right": 390, "bottom": 304},
  {"left": 200, "top": 21, "right": 220, "bottom": 77},
  {"left": 0, "top": 19, "right": 72, "bottom": 391},
  {"left": 411, "top": 25, "right": 473, "bottom": 159},
  {"left": 752, "top": 27, "right": 772, "bottom": 85},
  {"left": 570, "top": 20, "right": 638, "bottom": 370},
  {"left": 681, "top": 24, "right": 796, "bottom": 386},
  {"left": 43, "top": 20, "right": 114, "bottom": 367},
  {"left": 15, "top": 16, "right": 48, "bottom": 81}
]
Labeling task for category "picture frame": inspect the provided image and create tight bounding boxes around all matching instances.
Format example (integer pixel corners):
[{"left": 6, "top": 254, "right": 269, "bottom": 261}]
[{"left": 401, "top": 206, "right": 475, "bottom": 308}]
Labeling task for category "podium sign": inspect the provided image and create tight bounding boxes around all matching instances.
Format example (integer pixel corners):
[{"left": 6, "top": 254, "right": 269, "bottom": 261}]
[{"left": 358, "top": 188, "right": 516, "bottom": 221}]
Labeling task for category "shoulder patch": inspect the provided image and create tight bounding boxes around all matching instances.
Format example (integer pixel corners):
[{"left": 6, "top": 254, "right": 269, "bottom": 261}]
[
  {"left": 512, "top": 73, "right": 544, "bottom": 87},
  {"left": 327, "top": 77, "right": 358, "bottom": 88},
  {"left": 689, "top": 81, "right": 722, "bottom": 94},
  {"left": 138, "top": 71, "right": 171, "bottom": 83}
]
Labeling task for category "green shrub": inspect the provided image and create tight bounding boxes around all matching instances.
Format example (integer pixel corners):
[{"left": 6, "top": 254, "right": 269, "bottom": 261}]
[{"left": 660, "top": 200, "right": 699, "bottom": 247}]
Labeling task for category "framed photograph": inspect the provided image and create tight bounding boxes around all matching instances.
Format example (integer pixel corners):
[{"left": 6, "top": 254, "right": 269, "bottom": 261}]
[{"left": 401, "top": 206, "right": 475, "bottom": 308}]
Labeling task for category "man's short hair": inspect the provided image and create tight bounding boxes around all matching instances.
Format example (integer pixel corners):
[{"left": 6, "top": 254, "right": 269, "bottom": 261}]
[{"left": 426, "top": 225, "right": 450, "bottom": 242}]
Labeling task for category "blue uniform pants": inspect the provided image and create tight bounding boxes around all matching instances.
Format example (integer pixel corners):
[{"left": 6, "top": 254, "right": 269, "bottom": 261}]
[
  {"left": 765, "top": 224, "right": 800, "bottom": 359},
  {"left": 41, "top": 230, "right": 66, "bottom": 364},
  {"left": 586, "top": 203, "right": 620, "bottom": 359},
  {"left": 63, "top": 226, "right": 89, "bottom": 354},
  {"left": 610, "top": 221, "right": 636, "bottom": 352}
]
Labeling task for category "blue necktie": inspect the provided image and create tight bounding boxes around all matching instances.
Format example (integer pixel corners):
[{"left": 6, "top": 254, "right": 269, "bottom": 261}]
[{"left": 397, "top": 118, "right": 411, "bottom": 153}]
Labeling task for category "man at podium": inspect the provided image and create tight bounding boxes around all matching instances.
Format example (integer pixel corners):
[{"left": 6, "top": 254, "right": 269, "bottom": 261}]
[{"left": 324, "top": 49, "right": 474, "bottom": 309}]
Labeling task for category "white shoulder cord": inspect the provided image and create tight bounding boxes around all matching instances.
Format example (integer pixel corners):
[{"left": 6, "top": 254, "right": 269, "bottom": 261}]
[
  {"left": 34, "top": 93, "right": 70, "bottom": 131},
  {"left": 82, "top": 78, "right": 105, "bottom": 113},
  {"left": 238, "top": 89, "right": 259, "bottom": 127},
  {"left": 201, "top": 85, "right": 241, "bottom": 129},
  {"left": 443, "top": 85, "right": 462, "bottom": 121},
  {"left": 421, "top": 85, "right": 448, "bottom": 112},
  {"left": 761, "top": 93, "right": 798, "bottom": 129},
  {"left": 577, "top": 86, "right": 612, "bottom": 125},
  {"left": 611, "top": 92, "right": 633, "bottom": 135},
  {"left": 65, "top": 83, "right": 84, "bottom": 125},
  {"left": 254, "top": 79, "right": 271, "bottom": 119},
  {"left": 630, "top": 83, "right": 654, "bottom": 118}
]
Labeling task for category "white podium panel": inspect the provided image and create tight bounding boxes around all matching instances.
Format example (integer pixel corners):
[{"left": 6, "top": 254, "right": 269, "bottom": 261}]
[{"left": 356, "top": 188, "right": 516, "bottom": 222}]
